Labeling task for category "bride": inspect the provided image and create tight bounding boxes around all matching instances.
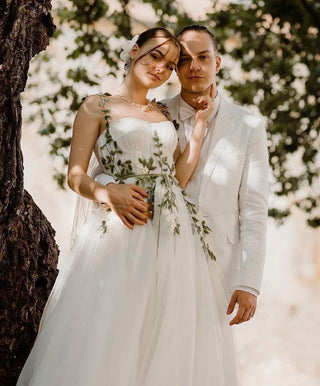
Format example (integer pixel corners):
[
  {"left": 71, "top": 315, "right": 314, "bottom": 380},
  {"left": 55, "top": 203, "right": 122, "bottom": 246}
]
[{"left": 18, "top": 27, "right": 238, "bottom": 385}]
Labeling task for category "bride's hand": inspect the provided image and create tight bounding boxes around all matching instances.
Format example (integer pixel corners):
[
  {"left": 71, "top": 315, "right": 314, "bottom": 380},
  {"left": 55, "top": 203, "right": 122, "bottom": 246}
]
[{"left": 194, "top": 94, "right": 215, "bottom": 124}]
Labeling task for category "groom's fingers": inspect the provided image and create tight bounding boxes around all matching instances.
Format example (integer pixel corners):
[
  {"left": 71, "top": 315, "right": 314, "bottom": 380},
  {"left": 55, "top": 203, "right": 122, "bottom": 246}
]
[
  {"left": 209, "top": 84, "right": 214, "bottom": 98},
  {"left": 119, "top": 214, "right": 134, "bottom": 229},
  {"left": 131, "top": 184, "right": 148, "bottom": 199},
  {"left": 125, "top": 213, "right": 147, "bottom": 226},
  {"left": 240, "top": 309, "right": 252, "bottom": 323},
  {"left": 244, "top": 309, "right": 254, "bottom": 321},
  {"left": 226, "top": 293, "right": 237, "bottom": 315},
  {"left": 229, "top": 305, "right": 246, "bottom": 326},
  {"left": 227, "top": 290, "right": 257, "bottom": 325},
  {"left": 229, "top": 305, "right": 257, "bottom": 325}
]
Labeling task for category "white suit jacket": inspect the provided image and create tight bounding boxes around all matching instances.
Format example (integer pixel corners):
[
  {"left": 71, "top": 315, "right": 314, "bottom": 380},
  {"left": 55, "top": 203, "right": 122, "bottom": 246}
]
[{"left": 163, "top": 94, "right": 269, "bottom": 296}]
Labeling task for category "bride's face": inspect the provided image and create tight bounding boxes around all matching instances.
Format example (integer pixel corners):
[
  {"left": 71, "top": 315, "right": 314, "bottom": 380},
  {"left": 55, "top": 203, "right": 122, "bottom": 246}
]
[{"left": 130, "top": 39, "right": 179, "bottom": 88}]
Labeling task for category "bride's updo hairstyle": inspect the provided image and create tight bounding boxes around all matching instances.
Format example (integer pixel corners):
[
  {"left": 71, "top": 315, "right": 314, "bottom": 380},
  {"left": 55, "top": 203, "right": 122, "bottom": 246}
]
[{"left": 129, "top": 27, "right": 180, "bottom": 70}]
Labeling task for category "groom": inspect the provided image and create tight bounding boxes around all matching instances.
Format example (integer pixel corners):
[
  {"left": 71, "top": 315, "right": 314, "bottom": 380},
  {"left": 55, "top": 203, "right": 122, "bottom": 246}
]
[{"left": 96, "top": 25, "right": 269, "bottom": 326}]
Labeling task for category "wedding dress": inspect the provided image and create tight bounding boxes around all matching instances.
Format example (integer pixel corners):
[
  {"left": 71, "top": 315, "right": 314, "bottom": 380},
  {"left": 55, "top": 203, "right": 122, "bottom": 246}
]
[{"left": 18, "top": 98, "right": 239, "bottom": 385}]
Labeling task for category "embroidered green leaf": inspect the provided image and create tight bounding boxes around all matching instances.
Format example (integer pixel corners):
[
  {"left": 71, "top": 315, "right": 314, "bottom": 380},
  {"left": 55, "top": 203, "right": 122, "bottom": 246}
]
[{"left": 99, "top": 220, "right": 107, "bottom": 236}]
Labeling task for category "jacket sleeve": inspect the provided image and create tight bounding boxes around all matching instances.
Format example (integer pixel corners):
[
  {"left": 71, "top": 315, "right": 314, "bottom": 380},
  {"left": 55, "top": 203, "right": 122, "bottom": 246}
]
[
  {"left": 236, "top": 119, "right": 269, "bottom": 294},
  {"left": 91, "top": 163, "right": 116, "bottom": 185}
]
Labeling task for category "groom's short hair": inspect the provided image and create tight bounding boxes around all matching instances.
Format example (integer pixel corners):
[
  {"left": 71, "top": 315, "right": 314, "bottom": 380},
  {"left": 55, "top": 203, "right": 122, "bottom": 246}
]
[{"left": 175, "top": 25, "right": 218, "bottom": 53}]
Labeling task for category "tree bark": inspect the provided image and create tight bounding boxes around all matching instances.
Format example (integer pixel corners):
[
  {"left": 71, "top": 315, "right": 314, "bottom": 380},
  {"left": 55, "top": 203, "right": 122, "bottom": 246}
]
[{"left": 0, "top": 1, "right": 59, "bottom": 384}]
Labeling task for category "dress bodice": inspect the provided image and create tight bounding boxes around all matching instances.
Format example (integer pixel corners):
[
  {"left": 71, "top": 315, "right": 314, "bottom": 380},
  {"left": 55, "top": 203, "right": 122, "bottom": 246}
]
[
  {"left": 94, "top": 117, "right": 178, "bottom": 181},
  {"left": 93, "top": 98, "right": 215, "bottom": 260}
]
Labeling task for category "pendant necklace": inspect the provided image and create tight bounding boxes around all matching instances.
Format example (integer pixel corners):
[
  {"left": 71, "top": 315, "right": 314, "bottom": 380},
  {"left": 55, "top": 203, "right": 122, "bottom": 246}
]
[{"left": 118, "top": 94, "right": 154, "bottom": 112}]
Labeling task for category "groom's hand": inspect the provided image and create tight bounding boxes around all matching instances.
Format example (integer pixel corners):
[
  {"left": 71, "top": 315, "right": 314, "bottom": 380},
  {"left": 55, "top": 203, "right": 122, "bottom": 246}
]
[
  {"left": 226, "top": 290, "right": 257, "bottom": 325},
  {"left": 104, "top": 183, "right": 151, "bottom": 229}
]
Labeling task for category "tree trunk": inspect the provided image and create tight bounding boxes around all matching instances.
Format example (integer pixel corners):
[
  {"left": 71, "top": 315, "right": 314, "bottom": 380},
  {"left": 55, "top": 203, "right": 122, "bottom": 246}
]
[{"left": 0, "top": 1, "right": 59, "bottom": 384}]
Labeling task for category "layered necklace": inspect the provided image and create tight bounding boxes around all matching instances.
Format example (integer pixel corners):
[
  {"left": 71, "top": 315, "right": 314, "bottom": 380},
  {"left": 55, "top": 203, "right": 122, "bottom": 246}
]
[{"left": 118, "top": 94, "right": 155, "bottom": 112}]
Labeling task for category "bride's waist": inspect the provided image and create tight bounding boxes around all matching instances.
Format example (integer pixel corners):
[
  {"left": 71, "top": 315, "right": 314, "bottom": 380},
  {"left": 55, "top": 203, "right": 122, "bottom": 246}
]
[{"left": 115, "top": 173, "right": 178, "bottom": 184}]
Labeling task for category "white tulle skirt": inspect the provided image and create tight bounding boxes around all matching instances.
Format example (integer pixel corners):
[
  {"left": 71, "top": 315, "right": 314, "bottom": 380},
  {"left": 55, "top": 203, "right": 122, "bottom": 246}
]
[{"left": 18, "top": 181, "right": 239, "bottom": 386}]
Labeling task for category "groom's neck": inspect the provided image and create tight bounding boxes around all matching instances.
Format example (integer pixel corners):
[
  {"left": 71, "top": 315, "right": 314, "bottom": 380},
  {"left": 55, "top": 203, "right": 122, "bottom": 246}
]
[{"left": 180, "top": 86, "right": 216, "bottom": 110}]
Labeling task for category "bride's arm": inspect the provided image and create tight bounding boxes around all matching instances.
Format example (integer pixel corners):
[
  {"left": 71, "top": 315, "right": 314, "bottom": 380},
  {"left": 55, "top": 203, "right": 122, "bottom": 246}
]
[
  {"left": 174, "top": 96, "right": 214, "bottom": 188},
  {"left": 68, "top": 95, "right": 149, "bottom": 228},
  {"left": 68, "top": 95, "right": 106, "bottom": 201}
]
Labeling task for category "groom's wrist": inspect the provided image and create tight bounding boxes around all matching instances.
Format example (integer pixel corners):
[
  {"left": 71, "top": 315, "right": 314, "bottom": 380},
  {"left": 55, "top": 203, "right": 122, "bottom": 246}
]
[
  {"left": 234, "top": 285, "right": 259, "bottom": 297},
  {"left": 95, "top": 174, "right": 116, "bottom": 186}
]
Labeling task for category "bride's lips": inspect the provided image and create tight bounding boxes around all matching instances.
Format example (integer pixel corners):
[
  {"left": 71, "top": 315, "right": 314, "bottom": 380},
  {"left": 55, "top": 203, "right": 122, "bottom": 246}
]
[
  {"left": 148, "top": 72, "right": 161, "bottom": 81},
  {"left": 188, "top": 76, "right": 205, "bottom": 80}
]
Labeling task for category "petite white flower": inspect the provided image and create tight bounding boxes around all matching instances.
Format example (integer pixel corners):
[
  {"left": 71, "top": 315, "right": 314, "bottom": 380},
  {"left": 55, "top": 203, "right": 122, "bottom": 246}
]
[
  {"left": 162, "top": 207, "right": 179, "bottom": 234},
  {"left": 135, "top": 160, "right": 148, "bottom": 174}
]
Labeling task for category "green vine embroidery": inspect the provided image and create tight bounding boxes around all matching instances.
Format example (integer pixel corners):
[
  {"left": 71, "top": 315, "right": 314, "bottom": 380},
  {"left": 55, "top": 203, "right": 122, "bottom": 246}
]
[
  {"left": 152, "top": 131, "right": 175, "bottom": 175},
  {"left": 97, "top": 95, "right": 215, "bottom": 259},
  {"left": 98, "top": 220, "right": 108, "bottom": 236},
  {"left": 181, "top": 190, "right": 216, "bottom": 261},
  {"left": 158, "top": 177, "right": 180, "bottom": 235}
]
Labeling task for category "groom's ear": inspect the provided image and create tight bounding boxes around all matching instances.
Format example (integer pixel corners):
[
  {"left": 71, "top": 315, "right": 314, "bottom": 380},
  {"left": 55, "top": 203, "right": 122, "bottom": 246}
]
[{"left": 215, "top": 56, "right": 221, "bottom": 74}]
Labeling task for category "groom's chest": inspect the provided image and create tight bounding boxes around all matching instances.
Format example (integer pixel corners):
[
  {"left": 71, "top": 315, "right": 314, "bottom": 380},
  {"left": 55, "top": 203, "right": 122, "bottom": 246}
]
[
  {"left": 178, "top": 115, "right": 245, "bottom": 159},
  {"left": 178, "top": 116, "right": 248, "bottom": 194}
]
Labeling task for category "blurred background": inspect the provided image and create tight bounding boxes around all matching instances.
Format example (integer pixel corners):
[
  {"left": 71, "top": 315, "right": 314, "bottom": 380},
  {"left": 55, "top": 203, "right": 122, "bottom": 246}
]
[{"left": 21, "top": 0, "right": 320, "bottom": 384}]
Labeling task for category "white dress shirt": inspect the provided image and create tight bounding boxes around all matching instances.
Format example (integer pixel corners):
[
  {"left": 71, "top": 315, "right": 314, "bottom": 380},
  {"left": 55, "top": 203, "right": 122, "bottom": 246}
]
[{"left": 177, "top": 93, "right": 221, "bottom": 202}]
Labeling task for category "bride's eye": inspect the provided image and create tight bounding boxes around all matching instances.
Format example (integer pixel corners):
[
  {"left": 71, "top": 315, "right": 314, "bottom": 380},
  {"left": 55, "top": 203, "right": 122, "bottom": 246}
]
[{"left": 150, "top": 53, "right": 160, "bottom": 61}]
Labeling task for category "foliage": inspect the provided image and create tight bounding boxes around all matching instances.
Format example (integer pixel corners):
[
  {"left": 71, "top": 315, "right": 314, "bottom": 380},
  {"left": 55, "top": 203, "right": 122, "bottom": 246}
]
[
  {"left": 24, "top": 0, "right": 320, "bottom": 227},
  {"left": 207, "top": 0, "right": 320, "bottom": 226}
]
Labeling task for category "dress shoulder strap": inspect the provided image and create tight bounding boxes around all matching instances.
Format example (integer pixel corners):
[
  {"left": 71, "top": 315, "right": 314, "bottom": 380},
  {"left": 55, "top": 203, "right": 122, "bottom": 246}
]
[
  {"left": 156, "top": 100, "right": 180, "bottom": 131},
  {"left": 156, "top": 100, "right": 172, "bottom": 121},
  {"left": 98, "top": 92, "right": 112, "bottom": 125},
  {"left": 98, "top": 92, "right": 111, "bottom": 111}
]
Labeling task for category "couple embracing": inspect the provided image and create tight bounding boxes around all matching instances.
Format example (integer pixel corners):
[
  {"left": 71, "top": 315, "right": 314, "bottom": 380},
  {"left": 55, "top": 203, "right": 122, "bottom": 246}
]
[{"left": 18, "top": 25, "right": 269, "bottom": 385}]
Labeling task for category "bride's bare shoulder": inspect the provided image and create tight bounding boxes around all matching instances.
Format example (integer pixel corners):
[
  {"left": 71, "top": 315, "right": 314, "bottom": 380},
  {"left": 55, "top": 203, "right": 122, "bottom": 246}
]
[
  {"left": 82, "top": 93, "right": 121, "bottom": 113},
  {"left": 79, "top": 94, "right": 105, "bottom": 116}
]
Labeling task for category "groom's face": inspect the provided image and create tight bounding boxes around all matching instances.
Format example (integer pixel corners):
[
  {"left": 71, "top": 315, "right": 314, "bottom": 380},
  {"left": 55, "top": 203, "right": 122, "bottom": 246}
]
[{"left": 176, "top": 30, "right": 221, "bottom": 95}]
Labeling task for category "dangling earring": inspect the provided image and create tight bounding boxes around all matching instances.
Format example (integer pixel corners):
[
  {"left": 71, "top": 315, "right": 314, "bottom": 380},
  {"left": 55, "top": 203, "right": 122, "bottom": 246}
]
[
  {"left": 124, "top": 56, "right": 134, "bottom": 74},
  {"left": 123, "top": 50, "right": 135, "bottom": 73}
]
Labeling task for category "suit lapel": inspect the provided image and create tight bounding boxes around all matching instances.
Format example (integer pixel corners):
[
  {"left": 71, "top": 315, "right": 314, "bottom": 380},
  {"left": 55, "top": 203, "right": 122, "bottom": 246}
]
[
  {"left": 165, "top": 95, "right": 238, "bottom": 193},
  {"left": 200, "top": 98, "right": 236, "bottom": 192}
]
